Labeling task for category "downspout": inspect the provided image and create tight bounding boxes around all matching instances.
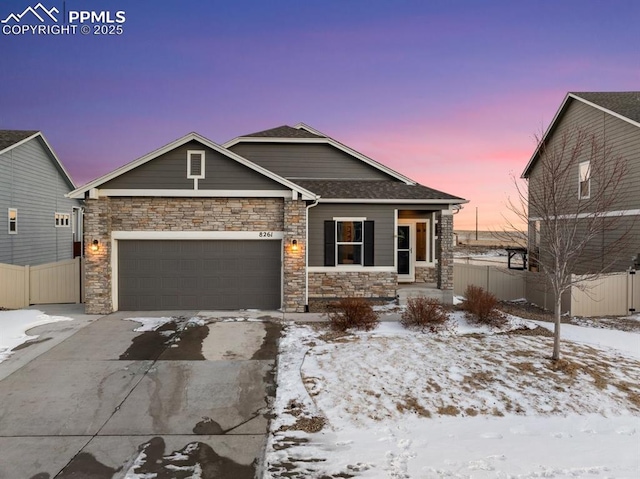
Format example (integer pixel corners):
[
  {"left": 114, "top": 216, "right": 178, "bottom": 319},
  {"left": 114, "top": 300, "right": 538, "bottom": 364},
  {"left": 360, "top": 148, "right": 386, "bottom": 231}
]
[{"left": 305, "top": 196, "right": 320, "bottom": 312}]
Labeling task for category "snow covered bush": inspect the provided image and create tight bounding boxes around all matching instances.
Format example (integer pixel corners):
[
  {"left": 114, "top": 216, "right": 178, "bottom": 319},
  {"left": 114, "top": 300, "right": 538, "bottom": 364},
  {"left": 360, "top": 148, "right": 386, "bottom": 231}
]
[
  {"left": 400, "top": 296, "right": 449, "bottom": 332},
  {"left": 327, "top": 298, "right": 380, "bottom": 332},
  {"left": 461, "top": 285, "right": 506, "bottom": 327}
]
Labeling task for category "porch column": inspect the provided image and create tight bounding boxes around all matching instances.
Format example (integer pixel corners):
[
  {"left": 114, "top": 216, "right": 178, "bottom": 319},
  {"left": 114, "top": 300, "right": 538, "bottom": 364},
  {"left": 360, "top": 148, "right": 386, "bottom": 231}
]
[
  {"left": 84, "top": 197, "right": 113, "bottom": 315},
  {"left": 436, "top": 211, "right": 454, "bottom": 295},
  {"left": 283, "top": 198, "right": 306, "bottom": 312}
]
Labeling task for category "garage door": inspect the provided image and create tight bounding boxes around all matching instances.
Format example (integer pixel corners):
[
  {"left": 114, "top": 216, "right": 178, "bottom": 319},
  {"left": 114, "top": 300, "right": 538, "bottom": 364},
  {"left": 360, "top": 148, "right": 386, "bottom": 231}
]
[{"left": 118, "top": 240, "right": 281, "bottom": 310}]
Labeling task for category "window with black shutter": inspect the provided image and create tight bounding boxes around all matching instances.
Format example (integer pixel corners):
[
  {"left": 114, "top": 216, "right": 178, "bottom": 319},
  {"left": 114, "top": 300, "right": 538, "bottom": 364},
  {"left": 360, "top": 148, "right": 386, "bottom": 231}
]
[{"left": 324, "top": 219, "right": 375, "bottom": 266}]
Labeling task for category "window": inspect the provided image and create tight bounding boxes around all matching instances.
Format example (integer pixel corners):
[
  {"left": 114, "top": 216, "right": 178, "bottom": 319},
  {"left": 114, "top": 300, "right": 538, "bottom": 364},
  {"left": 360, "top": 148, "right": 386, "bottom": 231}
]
[
  {"left": 336, "top": 221, "right": 363, "bottom": 265},
  {"left": 416, "top": 222, "right": 427, "bottom": 262},
  {"left": 8, "top": 208, "right": 17, "bottom": 234},
  {"left": 579, "top": 161, "right": 590, "bottom": 199},
  {"left": 324, "top": 219, "right": 374, "bottom": 266},
  {"left": 55, "top": 212, "right": 70, "bottom": 227},
  {"left": 187, "top": 150, "right": 206, "bottom": 179}
]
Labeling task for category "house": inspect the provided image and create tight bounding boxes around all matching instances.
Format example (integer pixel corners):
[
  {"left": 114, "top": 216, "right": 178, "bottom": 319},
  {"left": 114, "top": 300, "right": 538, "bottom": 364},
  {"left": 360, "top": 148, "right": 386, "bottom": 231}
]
[
  {"left": 522, "top": 92, "right": 640, "bottom": 275},
  {"left": 0, "top": 130, "right": 82, "bottom": 266},
  {"left": 68, "top": 124, "right": 466, "bottom": 314}
]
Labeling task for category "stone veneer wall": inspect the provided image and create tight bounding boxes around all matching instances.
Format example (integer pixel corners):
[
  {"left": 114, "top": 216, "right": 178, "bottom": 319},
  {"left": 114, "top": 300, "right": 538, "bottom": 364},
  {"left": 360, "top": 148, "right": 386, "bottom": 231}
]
[
  {"left": 436, "top": 212, "right": 454, "bottom": 290},
  {"left": 83, "top": 197, "right": 294, "bottom": 314},
  {"left": 415, "top": 265, "right": 437, "bottom": 283},
  {"left": 84, "top": 197, "right": 112, "bottom": 314},
  {"left": 308, "top": 271, "right": 397, "bottom": 299},
  {"left": 283, "top": 199, "right": 306, "bottom": 312}
]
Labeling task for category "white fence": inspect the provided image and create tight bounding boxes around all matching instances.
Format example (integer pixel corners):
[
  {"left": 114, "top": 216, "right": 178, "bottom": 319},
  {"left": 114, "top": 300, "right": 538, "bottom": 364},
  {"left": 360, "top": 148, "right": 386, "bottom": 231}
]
[
  {"left": 454, "top": 263, "right": 635, "bottom": 317},
  {"left": 0, "top": 257, "right": 83, "bottom": 309}
]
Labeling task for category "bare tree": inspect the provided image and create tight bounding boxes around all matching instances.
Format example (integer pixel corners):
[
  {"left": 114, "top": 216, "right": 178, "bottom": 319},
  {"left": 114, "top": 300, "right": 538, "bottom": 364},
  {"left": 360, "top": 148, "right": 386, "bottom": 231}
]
[{"left": 507, "top": 126, "right": 632, "bottom": 360}]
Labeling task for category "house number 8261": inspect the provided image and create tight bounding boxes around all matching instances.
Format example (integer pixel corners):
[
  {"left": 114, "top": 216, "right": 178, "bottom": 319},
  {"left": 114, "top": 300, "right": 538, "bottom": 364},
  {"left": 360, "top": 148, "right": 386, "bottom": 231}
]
[{"left": 259, "top": 232, "right": 274, "bottom": 238}]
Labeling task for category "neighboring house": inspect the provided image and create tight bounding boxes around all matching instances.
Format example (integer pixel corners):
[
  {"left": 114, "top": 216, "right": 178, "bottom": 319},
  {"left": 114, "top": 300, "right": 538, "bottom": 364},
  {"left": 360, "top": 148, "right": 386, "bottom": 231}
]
[
  {"left": 69, "top": 124, "right": 466, "bottom": 314},
  {"left": 0, "top": 130, "right": 82, "bottom": 266},
  {"left": 522, "top": 92, "right": 640, "bottom": 274}
]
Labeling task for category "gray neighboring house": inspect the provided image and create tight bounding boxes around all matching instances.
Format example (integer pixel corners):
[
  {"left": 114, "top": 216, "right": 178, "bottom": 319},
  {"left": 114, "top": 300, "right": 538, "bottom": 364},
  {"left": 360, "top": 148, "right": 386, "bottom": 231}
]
[
  {"left": 0, "top": 130, "right": 82, "bottom": 266},
  {"left": 522, "top": 92, "right": 640, "bottom": 274},
  {"left": 69, "top": 124, "right": 466, "bottom": 314}
]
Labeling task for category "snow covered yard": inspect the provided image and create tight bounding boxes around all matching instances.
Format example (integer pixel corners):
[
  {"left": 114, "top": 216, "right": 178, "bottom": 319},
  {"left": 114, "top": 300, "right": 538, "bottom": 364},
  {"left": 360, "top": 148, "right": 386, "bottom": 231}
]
[{"left": 265, "top": 312, "right": 640, "bottom": 478}]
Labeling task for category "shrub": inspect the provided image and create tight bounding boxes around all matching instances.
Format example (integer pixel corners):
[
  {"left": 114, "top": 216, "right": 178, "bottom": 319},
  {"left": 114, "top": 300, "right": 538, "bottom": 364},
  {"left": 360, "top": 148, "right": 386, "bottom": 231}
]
[
  {"left": 400, "top": 296, "right": 449, "bottom": 332},
  {"left": 461, "top": 285, "right": 507, "bottom": 327},
  {"left": 327, "top": 298, "right": 380, "bottom": 332}
]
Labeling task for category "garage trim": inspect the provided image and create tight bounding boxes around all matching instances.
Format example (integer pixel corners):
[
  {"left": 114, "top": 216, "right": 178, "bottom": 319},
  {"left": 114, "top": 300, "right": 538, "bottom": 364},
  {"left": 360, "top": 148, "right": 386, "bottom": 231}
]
[{"left": 111, "top": 230, "right": 284, "bottom": 311}]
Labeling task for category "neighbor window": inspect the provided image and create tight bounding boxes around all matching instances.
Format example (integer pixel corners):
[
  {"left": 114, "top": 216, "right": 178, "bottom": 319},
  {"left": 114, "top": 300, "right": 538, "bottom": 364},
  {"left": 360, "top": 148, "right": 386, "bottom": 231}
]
[
  {"left": 55, "top": 212, "right": 70, "bottom": 227},
  {"left": 336, "top": 220, "right": 363, "bottom": 265},
  {"left": 579, "top": 161, "right": 591, "bottom": 199},
  {"left": 8, "top": 208, "right": 17, "bottom": 234},
  {"left": 187, "top": 150, "right": 206, "bottom": 179}
]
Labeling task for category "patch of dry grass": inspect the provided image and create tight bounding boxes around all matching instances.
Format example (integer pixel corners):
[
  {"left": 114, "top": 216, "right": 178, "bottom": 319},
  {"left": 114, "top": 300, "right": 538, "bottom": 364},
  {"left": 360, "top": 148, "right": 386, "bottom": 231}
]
[
  {"left": 396, "top": 396, "right": 431, "bottom": 417},
  {"left": 437, "top": 405, "right": 460, "bottom": 416}
]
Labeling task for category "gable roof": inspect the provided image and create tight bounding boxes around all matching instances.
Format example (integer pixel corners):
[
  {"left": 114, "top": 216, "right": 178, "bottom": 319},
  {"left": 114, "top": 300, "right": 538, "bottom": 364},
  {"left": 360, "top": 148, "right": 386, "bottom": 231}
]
[
  {"left": 571, "top": 92, "right": 640, "bottom": 123},
  {"left": 0, "top": 130, "right": 39, "bottom": 152},
  {"left": 224, "top": 123, "right": 417, "bottom": 185},
  {"left": 243, "top": 125, "right": 324, "bottom": 139},
  {"left": 68, "top": 132, "right": 317, "bottom": 200},
  {"left": 522, "top": 91, "right": 640, "bottom": 178},
  {"left": 293, "top": 179, "right": 466, "bottom": 203},
  {"left": 0, "top": 130, "right": 76, "bottom": 189}
]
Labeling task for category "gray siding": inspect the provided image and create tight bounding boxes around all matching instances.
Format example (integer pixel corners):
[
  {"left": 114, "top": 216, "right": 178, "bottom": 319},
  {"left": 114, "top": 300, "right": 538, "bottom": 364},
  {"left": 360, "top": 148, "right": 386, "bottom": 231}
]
[
  {"left": 102, "top": 141, "right": 284, "bottom": 190},
  {"left": 528, "top": 98, "right": 640, "bottom": 273},
  {"left": 308, "top": 204, "right": 444, "bottom": 267},
  {"left": 0, "top": 138, "right": 80, "bottom": 266},
  {"left": 229, "top": 142, "right": 395, "bottom": 180}
]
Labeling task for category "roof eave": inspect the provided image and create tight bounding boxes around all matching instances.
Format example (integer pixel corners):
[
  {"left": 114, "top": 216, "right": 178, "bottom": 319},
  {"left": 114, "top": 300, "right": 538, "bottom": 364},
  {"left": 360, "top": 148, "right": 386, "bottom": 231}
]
[
  {"left": 521, "top": 92, "right": 640, "bottom": 178},
  {"left": 0, "top": 131, "right": 77, "bottom": 189},
  {"left": 317, "top": 198, "right": 468, "bottom": 204}
]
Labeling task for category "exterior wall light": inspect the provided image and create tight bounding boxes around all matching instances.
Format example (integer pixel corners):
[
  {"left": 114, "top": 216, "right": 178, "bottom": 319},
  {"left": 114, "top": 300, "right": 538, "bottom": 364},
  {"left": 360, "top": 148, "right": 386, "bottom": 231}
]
[
  {"left": 291, "top": 239, "right": 298, "bottom": 252},
  {"left": 91, "top": 239, "right": 100, "bottom": 252}
]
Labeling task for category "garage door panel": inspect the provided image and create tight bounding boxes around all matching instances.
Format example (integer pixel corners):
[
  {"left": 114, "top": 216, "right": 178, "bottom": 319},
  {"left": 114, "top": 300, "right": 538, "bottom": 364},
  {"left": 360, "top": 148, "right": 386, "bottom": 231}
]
[{"left": 118, "top": 240, "right": 281, "bottom": 310}]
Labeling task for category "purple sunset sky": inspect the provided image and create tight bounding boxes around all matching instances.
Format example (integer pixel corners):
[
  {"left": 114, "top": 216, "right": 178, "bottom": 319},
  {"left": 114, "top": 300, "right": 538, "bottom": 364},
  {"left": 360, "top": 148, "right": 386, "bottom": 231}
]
[{"left": 1, "top": 0, "right": 638, "bottom": 230}]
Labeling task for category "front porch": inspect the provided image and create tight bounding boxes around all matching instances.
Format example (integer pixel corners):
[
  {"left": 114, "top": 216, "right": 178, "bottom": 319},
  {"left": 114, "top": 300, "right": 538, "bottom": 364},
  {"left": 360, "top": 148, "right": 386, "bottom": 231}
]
[{"left": 396, "top": 282, "right": 454, "bottom": 306}]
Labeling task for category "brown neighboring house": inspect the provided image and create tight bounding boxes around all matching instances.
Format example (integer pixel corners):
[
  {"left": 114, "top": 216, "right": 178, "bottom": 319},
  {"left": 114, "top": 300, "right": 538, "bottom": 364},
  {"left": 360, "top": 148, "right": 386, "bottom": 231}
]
[
  {"left": 522, "top": 92, "right": 640, "bottom": 274},
  {"left": 69, "top": 123, "right": 466, "bottom": 314}
]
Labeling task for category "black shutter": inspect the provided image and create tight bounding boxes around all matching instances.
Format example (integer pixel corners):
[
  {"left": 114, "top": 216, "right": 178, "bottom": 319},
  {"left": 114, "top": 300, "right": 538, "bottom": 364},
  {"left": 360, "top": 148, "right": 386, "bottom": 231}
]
[
  {"left": 364, "top": 220, "right": 374, "bottom": 266},
  {"left": 324, "top": 220, "right": 336, "bottom": 266}
]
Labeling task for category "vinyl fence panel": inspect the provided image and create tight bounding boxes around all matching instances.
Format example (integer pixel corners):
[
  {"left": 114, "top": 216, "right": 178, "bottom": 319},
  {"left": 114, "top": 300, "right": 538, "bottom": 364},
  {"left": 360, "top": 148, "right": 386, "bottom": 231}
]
[
  {"left": 571, "top": 272, "right": 631, "bottom": 317},
  {"left": 30, "top": 257, "right": 81, "bottom": 305},
  {"left": 0, "top": 258, "right": 81, "bottom": 308},
  {"left": 0, "top": 263, "right": 29, "bottom": 309}
]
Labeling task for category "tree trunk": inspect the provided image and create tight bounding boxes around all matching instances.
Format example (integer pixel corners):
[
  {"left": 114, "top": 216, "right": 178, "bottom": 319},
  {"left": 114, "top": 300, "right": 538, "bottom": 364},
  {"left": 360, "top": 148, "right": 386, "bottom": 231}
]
[{"left": 552, "top": 293, "right": 562, "bottom": 360}]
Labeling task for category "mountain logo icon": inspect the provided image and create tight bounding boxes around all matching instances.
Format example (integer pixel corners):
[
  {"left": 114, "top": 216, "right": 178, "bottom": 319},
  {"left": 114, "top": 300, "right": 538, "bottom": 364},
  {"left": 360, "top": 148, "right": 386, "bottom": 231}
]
[{"left": 1, "top": 3, "right": 59, "bottom": 23}]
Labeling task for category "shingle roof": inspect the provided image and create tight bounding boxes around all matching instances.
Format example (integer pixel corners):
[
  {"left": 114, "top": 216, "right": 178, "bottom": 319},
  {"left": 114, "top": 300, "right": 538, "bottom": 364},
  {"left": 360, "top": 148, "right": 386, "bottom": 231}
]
[
  {"left": 0, "top": 130, "right": 39, "bottom": 152},
  {"left": 293, "top": 179, "right": 465, "bottom": 201},
  {"left": 242, "top": 125, "right": 324, "bottom": 138},
  {"left": 571, "top": 92, "right": 640, "bottom": 123}
]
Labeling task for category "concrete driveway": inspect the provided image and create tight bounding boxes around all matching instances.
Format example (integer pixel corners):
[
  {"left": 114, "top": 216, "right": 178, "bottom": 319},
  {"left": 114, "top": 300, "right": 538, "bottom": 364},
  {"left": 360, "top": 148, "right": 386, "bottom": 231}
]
[{"left": 0, "top": 307, "right": 281, "bottom": 479}]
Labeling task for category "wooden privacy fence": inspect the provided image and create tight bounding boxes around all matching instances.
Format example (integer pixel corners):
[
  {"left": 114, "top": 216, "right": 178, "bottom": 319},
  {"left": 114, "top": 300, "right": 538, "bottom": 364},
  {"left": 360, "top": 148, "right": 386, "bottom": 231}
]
[
  {"left": 0, "top": 257, "right": 83, "bottom": 309},
  {"left": 454, "top": 263, "right": 635, "bottom": 317}
]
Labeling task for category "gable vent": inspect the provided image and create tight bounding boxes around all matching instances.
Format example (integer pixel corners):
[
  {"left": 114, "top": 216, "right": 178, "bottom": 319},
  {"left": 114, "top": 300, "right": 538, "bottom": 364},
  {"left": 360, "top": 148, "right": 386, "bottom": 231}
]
[{"left": 187, "top": 150, "right": 205, "bottom": 179}]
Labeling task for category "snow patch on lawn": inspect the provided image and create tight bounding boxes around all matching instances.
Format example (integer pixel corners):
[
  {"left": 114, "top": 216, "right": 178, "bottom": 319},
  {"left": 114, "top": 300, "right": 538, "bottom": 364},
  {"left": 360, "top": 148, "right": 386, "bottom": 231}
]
[
  {"left": 265, "top": 315, "right": 640, "bottom": 478},
  {"left": 0, "top": 309, "right": 73, "bottom": 362}
]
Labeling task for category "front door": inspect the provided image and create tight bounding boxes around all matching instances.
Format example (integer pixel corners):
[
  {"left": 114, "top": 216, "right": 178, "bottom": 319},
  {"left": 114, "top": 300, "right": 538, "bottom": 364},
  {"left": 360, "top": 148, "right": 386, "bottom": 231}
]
[{"left": 397, "top": 224, "right": 414, "bottom": 282}]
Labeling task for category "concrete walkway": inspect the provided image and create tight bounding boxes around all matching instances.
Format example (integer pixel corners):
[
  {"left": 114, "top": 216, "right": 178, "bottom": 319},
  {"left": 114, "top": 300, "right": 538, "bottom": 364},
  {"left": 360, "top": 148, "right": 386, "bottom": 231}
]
[{"left": 0, "top": 306, "right": 281, "bottom": 478}]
